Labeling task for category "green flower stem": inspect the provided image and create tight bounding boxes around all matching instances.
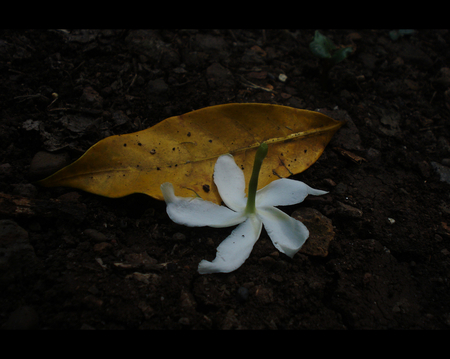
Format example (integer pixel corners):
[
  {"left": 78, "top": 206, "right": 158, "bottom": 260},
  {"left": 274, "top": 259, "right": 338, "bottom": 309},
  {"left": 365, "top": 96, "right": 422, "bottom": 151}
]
[{"left": 245, "top": 142, "right": 268, "bottom": 214}]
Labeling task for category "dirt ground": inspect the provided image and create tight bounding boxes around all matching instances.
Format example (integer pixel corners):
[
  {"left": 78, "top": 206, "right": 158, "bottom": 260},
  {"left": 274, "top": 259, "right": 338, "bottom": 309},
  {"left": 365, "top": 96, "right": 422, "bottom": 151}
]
[{"left": 1, "top": 29, "right": 450, "bottom": 329}]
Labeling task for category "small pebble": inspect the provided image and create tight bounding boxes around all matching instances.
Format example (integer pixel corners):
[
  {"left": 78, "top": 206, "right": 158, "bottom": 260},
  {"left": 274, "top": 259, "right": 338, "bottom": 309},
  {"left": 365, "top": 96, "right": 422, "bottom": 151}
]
[
  {"left": 336, "top": 201, "right": 363, "bottom": 218},
  {"left": 29, "top": 151, "right": 71, "bottom": 180},
  {"left": 93, "top": 242, "right": 112, "bottom": 253},
  {"left": 80, "top": 86, "right": 103, "bottom": 109},
  {"left": 278, "top": 73, "right": 287, "bottom": 82},
  {"left": 292, "top": 208, "right": 335, "bottom": 257},
  {"left": 57, "top": 191, "right": 81, "bottom": 202},
  {"left": 431, "top": 162, "right": 450, "bottom": 185},
  {"left": 12, "top": 183, "right": 37, "bottom": 197},
  {"left": 366, "top": 148, "right": 381, "bottom": 161},
  {"left": 147, "top": 78, "right": 169, "bottom": 94},
  {"left": 84, "top": 229, "right": 107, "bottom": 242},
  {"left": 236, "top": 287, "right": 249, "bottom": 303}
]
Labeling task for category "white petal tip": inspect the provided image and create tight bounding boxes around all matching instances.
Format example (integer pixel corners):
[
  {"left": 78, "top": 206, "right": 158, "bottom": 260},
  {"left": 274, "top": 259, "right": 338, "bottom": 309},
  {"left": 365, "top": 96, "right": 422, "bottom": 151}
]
[
  {"left": 161, "top": 182, "right": 176, "bottom": 203},
  {"left": 309, "top": 188, "right": 328, "bottom": 196},
  {"left": 282, "top": 248, "right": 300, "bottom": 258},
  {"left": 274, "top": 240, "right": 303, "bottom": 259},
  {"left": 197, "top": 260, "right": 229, "bottom": 274},
  {"left": 160, "top": 182, "right": 173, "bottom": 191}
]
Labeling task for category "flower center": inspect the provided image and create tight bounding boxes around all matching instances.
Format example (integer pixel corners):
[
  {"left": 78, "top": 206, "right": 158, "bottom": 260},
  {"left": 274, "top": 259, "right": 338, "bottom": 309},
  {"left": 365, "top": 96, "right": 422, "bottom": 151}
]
[{"left": 245, "top": 142, "right": 268, "bottom": 214}]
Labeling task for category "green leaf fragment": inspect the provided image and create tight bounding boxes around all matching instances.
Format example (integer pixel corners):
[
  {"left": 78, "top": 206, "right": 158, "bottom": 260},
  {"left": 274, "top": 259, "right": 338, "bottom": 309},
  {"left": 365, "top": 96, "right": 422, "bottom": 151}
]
[
  {"left": 309, "top": 30, "right": 336, "bottom": 59},
  {"left": 331, "top": 46, "right": 353, "bottom": 64},
  {"left": 389, "top": 29, "right": 416, "bottom": 41},
  {"left": 309, "top": 30, "right": 352, "bottom": 65}
]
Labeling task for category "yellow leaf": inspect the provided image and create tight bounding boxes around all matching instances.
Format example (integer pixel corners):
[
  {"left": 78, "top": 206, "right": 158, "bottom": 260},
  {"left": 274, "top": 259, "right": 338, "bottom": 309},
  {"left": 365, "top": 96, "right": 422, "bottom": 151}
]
[{"left": 37, "top": 103, "right": 343, "bottom": 204}]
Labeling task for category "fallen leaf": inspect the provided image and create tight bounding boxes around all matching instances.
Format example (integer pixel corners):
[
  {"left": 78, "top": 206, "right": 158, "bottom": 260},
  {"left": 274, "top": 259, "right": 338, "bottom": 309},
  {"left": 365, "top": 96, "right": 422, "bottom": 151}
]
[{"left": 37, "top": 103, "right": 343, "bottom": 204}]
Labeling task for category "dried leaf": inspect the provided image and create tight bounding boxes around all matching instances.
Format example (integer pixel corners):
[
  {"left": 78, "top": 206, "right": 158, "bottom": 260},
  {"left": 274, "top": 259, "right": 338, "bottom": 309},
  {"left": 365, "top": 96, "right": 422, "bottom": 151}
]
[
  {"left": 38, "top": 103, "right": 343, "bottom": 204},
  {"left": 333, "top": 147, "right": 367, "bottom": 164}
]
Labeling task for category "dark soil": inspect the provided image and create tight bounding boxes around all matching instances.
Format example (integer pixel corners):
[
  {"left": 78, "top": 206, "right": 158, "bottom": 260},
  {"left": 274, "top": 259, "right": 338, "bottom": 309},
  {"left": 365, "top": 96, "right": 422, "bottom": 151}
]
[{"left": 1, "top": 29, "right": 450, "bottom": 329}]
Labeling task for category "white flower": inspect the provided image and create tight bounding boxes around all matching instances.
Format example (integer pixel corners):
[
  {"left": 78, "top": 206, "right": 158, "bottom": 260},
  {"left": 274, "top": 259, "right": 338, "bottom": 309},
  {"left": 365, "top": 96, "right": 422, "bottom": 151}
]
[{"left": 161, "top": 149, "right": 327, "bottom": 274}]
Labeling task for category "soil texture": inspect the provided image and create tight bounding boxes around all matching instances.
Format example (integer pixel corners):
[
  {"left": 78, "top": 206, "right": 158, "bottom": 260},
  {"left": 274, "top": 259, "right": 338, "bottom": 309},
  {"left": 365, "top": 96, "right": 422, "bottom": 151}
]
[{"left": 1, "top": 29, "right": 450, "bottom": 329}]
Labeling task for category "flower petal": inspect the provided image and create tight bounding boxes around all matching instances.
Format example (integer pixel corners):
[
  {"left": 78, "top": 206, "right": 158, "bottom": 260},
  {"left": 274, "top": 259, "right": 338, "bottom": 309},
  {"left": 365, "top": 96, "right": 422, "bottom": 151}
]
[
  {"left": 213, "top": 154, "right": 247, "bottom": 211},
  {"left": 198, "top": 214, "right": 262, "bottom": 274},
  {"left": 257, "top": 206, "right": 309, "bottom": 258},
  {"left": 256, "top": 178, "right": 327, "bottom": 207},
  {"left": 161, "top": 182, "right": 245, "bottom": 228}
]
